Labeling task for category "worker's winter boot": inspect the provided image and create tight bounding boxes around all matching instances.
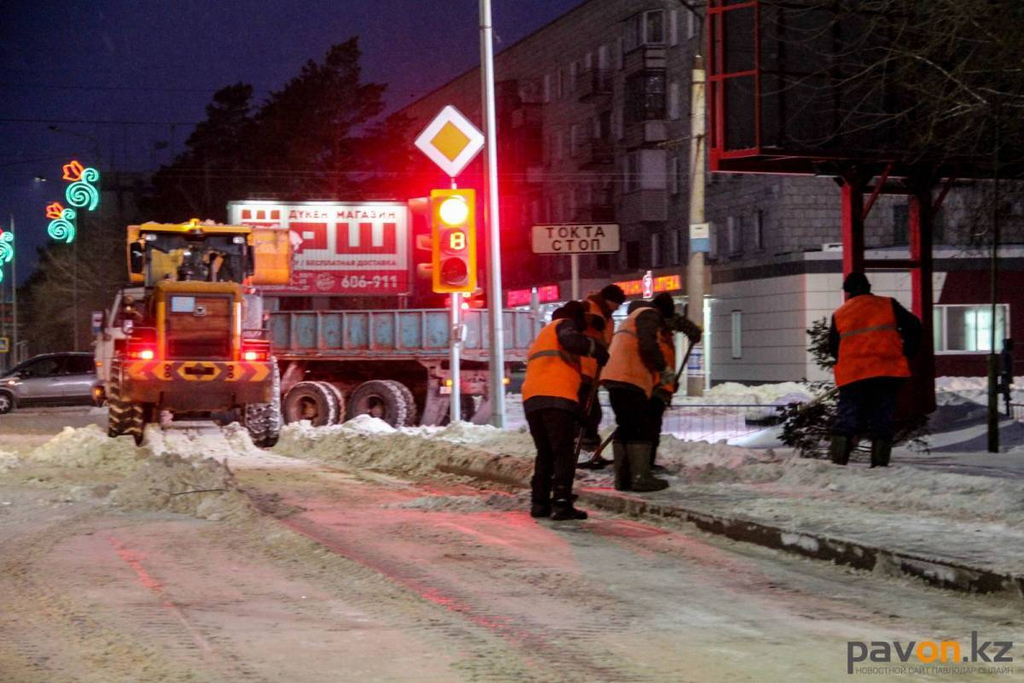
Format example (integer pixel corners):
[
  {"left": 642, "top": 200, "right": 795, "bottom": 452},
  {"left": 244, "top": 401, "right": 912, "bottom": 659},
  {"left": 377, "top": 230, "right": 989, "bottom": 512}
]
[
  {"left": 627, "top": 443, "right": 669, "bottom": 492},
  {"left": 829, "top": 435, "right": 852, "bottom": 466},
  {"left": 550, "top": 486, "right": 587, "bottom": 520},
  {"left": 612, "top": 441, "right": 631, "bottom": 491},
  {"left": 530, "top": 500, "right": 551, "bottom": 518},
  {"left": 870, "top": 439, "right": 892, "bottom": 468}
]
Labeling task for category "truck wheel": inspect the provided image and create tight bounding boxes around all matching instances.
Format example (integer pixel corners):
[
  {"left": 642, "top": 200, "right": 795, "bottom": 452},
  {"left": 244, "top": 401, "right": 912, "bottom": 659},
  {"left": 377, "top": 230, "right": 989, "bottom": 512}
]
[
  {"left": 283, "top": 380, "right": 340, "bottom": 427},
  {"left": 383, "top": 380, "right": 418, "bottom": 426},
  {"left": 107, "top": 359, "right": 145, "bottom": 445},
  {"left": 246, "top": 361, "right": 282, "bottom": 447},
  {"left": 346, "top": 380, "right": 410, "bottom": 428},
  {"left": 317, "top": 382, "right": 347, "bottom": 425}
]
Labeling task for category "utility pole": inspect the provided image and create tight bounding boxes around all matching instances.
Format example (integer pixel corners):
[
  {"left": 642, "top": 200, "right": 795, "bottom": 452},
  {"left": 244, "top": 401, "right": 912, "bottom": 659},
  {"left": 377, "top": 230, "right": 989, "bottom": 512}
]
[
  {"left": 479, "top": 0, "right": 507, "bottom": 427},
  {"left": 987, "top": 100, "right": 1001, "bottom": 453},
  {"left": 686, "top": 54, "right": 707, "bottom": 396}
]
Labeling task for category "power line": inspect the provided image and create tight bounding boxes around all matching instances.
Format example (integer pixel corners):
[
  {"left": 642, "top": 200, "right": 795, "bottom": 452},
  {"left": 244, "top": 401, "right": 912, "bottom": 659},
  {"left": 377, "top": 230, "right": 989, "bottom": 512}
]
[{"left": 0, "top": 117, "right": 199, "bottom": 127}]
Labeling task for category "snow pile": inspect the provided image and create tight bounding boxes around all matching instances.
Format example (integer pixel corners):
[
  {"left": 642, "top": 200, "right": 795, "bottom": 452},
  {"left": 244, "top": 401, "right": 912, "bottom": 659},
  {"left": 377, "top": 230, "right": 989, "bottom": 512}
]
[
  {"left": 275, "top": 416, "right": 537, "bottom": 481},
  {"left": 107, "top": 453, "right": 257, "bottom": 521},
  {"left": 675, "top": 381, "right": 813, "bottom": 406},
  {"left": 22, "top": 425, "right": 145, "bottom": 473},
  {"left": 0, "top": 450, "right": 20, "bottom": 471}
]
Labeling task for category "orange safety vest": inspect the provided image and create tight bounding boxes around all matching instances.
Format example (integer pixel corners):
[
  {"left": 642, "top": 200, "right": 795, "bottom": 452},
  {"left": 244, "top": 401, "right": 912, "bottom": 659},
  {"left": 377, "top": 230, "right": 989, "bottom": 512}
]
[
  {"left": 833, "top": 294, "right": 911, "bottom": 387},
  {"left": 521, "top": 319, "right": 584, "bottom": 403},
  {"left": 602, "top": 308, "right": 658, "bottom": 397},
  {"left": 580, "top": 297, "right": 614, "bottom": 381},
  {"left": 656, "top": 329, "right": 677, "bottom": 393}
]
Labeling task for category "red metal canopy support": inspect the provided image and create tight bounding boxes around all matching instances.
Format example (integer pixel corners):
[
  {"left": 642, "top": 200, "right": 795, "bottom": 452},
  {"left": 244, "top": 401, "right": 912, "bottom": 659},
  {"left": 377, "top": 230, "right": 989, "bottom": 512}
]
[{"left": 840, "top": 171, "right": 865, "bottom": 279}]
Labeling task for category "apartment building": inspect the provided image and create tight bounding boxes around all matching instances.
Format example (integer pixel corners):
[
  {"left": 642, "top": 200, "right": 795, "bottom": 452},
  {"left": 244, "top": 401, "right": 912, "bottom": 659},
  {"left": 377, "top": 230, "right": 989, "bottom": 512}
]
[{"left": 396, "top": 0, "right": 1023, "bottom": 383}]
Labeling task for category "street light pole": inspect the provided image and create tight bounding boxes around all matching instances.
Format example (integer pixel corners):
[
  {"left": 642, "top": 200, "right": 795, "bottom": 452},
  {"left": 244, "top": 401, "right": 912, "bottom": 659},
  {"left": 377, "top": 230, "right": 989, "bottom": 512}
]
[{"left": 479, "top": 0, "right": 507, "bottom": 427}]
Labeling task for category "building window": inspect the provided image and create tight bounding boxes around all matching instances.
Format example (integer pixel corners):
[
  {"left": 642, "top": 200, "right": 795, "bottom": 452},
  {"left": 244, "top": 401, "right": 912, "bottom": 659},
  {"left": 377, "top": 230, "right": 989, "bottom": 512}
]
[
  {"left": 598, "top": 44, "right": 609, "bottom": 70},
  {"left": 688, "top": 9, "right": 697, "bottom": 39},
  {"left": 669, "top": 10, "right": 679, "bottom": 46},
  {"left": 625, "top": 152, "right": 641, "bottom": 192},
  {"left": 709, "top": 221, "right": 719, "bottom": 258},
  {"left": 934, "top": 304, "right": 1010, "bottom": 354},
  {"left": 626, "top": 10, "right": 666, "bottom": 51},
  {"left": 626, "top": 70, "right": 667, "bottom": 123},
  {"left": 557, "top": 69, "right": 565, "bottom": 99},
  {"left": 614, "top": 106, "right": 624, "bottom": 139},
  {"left": 651, "top": 233, "right": 663, "bottom": 268},
  {"left": 617, "top": 38, "right": 625, "bottom": 69},
  {"left": 727, "top": 216, "right": 742, "bottom": 255},
  {"left": 544, "top": 73, "right": 552, "bottom": 102},
  {"left": 570, "top": 123, "right": 581, "bottom": 157},
  {"left": 668, "top": 81, "right": 681, "bottom": 120},
  {"left": 668, "top": 230, "right": 680, "bottom": 265},
  {"left": 569, "top": 61, "right": 578, "bottom": 93},
  {"left": 568, "top": 187, "right": 577, "bottom": 217},
  {"left": 893, "top": 204, "right": 908, "bottom": 245},
  {"left": 669, "top": 157, "right": 681, "bottom": 195},
  {"left": 731, "top": 311, "right": 743, "bottom": 359},
  {"left": 626, "top": 241, "right": 640, "bottom": 269},
  {"left": 754, "top": 210, "right": 765, "bottom": 250}
]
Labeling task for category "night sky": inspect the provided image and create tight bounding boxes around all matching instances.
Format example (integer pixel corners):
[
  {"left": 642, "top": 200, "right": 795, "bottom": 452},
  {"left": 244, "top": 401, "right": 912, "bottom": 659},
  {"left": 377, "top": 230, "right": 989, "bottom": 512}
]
[{"left": 0, "top": 0, "right": 584, "bottom": 280}]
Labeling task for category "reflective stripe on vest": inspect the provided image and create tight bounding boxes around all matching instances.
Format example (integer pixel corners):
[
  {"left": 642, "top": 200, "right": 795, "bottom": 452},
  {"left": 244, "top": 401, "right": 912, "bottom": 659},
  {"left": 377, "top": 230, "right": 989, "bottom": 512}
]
[
  {"left": 833, "top": 294, "right": 911, "bottom": 387},
  {"left": 601, "top": 308, "right": 657, "bottom": 397},
  {"left": 521, "top": 319, "right": 584, "bottom": 404}
]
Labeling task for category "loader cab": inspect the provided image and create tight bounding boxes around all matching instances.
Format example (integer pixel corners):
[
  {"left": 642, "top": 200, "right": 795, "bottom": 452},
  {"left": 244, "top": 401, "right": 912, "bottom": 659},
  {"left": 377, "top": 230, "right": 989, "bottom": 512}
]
[{"left": 127, "top": 221, "right": 255, "bottom": 287}]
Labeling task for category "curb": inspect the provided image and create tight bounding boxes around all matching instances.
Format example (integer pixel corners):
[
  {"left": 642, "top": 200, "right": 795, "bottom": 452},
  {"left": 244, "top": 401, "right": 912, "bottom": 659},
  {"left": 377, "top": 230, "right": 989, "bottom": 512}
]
[{"left": 437, "top": 459, "right": 1024, "bottom": 601}]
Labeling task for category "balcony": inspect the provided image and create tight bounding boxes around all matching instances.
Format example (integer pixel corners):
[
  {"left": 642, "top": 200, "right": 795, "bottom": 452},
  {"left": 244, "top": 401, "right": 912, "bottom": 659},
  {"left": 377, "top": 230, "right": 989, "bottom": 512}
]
[
  {"left": 624, "top": 45, "right": 667, "bottom": 73},
  {"left": 576, "top": 137, "right": 615, "bottom": 168},
  {"left": 624, "top": 120, "right": 669, "bottom": 149},
  {"left": 576, "top": 69, "right": 612, "bottom": 102},
  {"left": 619, "top": 189, "right": 667, "bottom": 223},
  {"left": 573, "top": 201, "right": 616, "bottom": 224}
]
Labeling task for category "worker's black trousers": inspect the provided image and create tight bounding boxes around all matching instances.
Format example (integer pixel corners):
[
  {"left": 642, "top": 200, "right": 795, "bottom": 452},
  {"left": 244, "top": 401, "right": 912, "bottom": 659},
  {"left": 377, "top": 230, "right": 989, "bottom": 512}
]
[
  {"left": 833, "top": 377, "right": 904, "bottom": 441},
  {"left": 576, "top": 379, "right": 603, "bottom": 448},
  {"left": 648, "top": 396, "right": 667, "bottom": 461},
  {"left": 527, "top": 407, "right": 578, "bottom": 504},
  {"left": 607, "top": 385, "right": 655, "bottom": 443}
]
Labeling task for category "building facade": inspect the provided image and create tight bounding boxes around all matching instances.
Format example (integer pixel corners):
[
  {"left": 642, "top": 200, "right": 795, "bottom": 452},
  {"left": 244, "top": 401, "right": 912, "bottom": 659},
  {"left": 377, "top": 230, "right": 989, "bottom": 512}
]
[{"left": 396, "top": 0, "right": 1023, "bottom": 383}]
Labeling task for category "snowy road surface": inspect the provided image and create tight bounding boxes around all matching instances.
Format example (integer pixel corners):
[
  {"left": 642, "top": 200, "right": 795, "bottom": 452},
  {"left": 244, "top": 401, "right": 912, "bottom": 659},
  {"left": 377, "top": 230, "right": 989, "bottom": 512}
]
[{"left": 1, "top": 408, "right": 1022, "bottom": 682}]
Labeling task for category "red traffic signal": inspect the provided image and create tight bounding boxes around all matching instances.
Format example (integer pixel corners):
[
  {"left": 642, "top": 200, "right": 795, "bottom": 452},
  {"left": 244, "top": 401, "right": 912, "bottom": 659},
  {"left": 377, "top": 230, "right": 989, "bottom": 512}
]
[{"left": 430, "top": 189, "right": 477, "bottom": 294}]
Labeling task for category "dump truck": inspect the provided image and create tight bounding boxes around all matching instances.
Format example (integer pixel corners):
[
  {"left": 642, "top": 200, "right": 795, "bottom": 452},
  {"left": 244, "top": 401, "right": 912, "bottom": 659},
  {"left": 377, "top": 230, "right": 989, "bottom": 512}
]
[
  {"left": 266, "top": 307, "right": 537, "bottom": 428},
  {"left": 95, "top": 219, "right": 291, "bottom": 445}
]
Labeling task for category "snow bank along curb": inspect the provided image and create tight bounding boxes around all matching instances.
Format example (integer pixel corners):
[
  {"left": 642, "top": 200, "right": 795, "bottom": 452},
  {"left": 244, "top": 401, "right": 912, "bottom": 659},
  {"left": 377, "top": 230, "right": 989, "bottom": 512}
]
[
  {"left": 440, "top": 456, "right": 1024, "bottom": 600},
  {"left": 279, "top": 417, "right": 1024, "bottom": 600}
]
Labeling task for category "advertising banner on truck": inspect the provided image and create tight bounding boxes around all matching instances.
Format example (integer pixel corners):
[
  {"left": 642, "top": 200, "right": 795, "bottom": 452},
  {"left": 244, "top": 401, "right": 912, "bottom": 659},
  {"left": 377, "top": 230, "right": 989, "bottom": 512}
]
[{"left": 228, "top": 200, "right": 410, "bottom": 295}]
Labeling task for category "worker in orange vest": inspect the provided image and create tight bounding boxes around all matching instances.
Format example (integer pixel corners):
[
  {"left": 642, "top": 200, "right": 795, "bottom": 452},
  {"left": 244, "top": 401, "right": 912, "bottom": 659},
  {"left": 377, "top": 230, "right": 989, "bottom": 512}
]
[
  {"left": 649, "top": 304, "right": 702, "bottom": 470},
  {"left": 601, "top": 294, "right": 675, "bottom": 491},
  {"left": 828, "top": 272, "right": 921, "bottom": 467},
  {"left": 577, "top": 284, "right": 626, "bottom": 469},
  {"left": 522, "top": 300, "right": 609, "bottom": 520}
]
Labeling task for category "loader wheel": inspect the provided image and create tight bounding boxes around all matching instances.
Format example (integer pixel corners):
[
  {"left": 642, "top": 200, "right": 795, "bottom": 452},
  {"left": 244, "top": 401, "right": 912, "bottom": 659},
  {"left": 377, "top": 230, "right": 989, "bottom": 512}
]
[
  {"left": 246, "top": 361, "right": 282, "bottom": 447},
  {"left": 107, "top": 359, "right": 144, "bottom": 445},
  {"left": 282, "top": 380, "right": 340, "bottom": 427},
  {"left": 345, "top": 380, "right": 411, "bottom": 428}
]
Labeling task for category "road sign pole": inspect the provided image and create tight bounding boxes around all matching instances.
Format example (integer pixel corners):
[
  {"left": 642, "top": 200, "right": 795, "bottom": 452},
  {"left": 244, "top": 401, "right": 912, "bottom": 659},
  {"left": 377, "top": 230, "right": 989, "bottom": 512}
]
[
  {"left": 570, "top": 254, "right": 580, "bottom": 300},
  {"left": 480, "top": 0, "right": 506, "bottom": 428}
]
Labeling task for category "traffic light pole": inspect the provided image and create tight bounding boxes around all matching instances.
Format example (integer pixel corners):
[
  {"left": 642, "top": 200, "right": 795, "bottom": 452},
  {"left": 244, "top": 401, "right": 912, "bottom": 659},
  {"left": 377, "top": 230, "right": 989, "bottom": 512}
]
[
  {"left": 449, "top": 180, "right": 462, "bottom": 424},
  {"left": 480, "top": 0, "right": 507, "bottom": 427}
]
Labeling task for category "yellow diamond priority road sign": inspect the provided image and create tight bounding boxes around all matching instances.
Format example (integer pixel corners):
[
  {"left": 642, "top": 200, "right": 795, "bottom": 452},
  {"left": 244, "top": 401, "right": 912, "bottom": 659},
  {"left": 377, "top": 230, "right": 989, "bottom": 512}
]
[{"left": 415, "top": 105, "right": 485, "bottom": 178}]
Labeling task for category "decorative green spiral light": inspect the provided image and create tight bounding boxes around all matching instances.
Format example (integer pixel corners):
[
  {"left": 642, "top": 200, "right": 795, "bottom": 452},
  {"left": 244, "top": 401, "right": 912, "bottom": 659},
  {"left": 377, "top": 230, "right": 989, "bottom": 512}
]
[
  {"left": 0, "top": 232, "right": 12, "bottom": 282},
  {"left": 65, "top": 167, "right": 100, "bottom": 211},
  {"left": 48, "top": 208, "right": 77, "bottom": 244}
]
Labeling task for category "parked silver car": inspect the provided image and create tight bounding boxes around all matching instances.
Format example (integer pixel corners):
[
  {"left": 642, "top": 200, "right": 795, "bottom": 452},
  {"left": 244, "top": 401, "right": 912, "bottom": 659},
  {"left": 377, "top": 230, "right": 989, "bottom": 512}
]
[{"left": 0, "top": 353, "right": 99, "bottom": 414}]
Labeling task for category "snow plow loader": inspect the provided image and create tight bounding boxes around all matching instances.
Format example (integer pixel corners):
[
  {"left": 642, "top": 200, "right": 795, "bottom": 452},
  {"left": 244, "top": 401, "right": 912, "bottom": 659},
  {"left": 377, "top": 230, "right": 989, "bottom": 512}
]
[{"left": 96, "top": 219, "right": 291, "bottom": 446}]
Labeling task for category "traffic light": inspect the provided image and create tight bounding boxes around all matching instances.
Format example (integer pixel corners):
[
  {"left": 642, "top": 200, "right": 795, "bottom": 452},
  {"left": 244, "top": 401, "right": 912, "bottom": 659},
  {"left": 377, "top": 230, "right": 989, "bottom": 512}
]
[{"left": 430, "top": 188, "right": 477, "bottom": 293}]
